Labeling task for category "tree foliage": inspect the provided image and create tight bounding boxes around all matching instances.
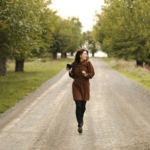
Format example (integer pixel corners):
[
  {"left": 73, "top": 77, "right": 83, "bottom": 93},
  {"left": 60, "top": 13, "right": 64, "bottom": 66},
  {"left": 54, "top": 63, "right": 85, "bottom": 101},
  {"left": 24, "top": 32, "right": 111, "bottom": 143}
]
[
  {"left": 49, "top": 16, "right": 82, "bottom": 59},
  {"left": 82, "top": 31, "right": 99, "bottom": 57},
  {"left": 93, "top": 0, "right": 150, "bottom": 66},
  {"left": 0, "top": 0, "right": 83, "bottom": 75}
]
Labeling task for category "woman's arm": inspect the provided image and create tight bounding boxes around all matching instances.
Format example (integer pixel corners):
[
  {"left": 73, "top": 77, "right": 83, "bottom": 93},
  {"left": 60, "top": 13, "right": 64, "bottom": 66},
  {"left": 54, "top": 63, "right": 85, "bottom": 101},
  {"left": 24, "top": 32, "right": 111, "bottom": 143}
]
[
  {"left": 84, "top": 61, "right": 95, "bottom": 79},
  {"left": 69, "top": 69, "right": 74, "bottom": 79},
  {"left": 66, "top": 63, "right": 74, "bottom": 79}
]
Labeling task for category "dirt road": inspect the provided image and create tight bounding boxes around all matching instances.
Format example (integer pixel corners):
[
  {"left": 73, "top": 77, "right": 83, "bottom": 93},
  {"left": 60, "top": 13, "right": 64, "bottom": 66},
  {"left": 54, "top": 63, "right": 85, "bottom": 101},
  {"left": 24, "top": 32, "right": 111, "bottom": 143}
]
[{"left": 0, "top": 58, "right": 150, "bottom": 150}]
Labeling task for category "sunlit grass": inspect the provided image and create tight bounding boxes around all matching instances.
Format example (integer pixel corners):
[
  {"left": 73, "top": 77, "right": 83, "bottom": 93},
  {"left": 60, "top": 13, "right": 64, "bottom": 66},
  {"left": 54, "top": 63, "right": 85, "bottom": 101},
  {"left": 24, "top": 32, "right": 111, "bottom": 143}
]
[
  {"left": 102, "top": 57, "right": 150, "bottom": 91},
  {"left": 0, "top": 58, "right": 73, "bottom": 113}
]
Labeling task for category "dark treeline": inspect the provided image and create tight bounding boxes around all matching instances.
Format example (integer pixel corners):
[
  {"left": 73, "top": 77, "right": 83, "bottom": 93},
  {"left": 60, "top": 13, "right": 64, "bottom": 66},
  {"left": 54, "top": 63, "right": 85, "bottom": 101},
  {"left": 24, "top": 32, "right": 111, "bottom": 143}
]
[{"left": 93, "top": 0, "right": 150, "bottom": 67}]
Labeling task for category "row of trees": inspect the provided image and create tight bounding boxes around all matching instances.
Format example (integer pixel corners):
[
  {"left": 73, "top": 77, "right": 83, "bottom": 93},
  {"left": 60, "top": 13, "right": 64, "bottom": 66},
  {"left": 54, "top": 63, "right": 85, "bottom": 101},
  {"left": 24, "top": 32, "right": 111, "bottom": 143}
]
[
  {"left": 0, "top": 0, "right": 83, "bottom": 76},
  {"left": 93, "top": 0, "right": 150, "bottom": 66}
]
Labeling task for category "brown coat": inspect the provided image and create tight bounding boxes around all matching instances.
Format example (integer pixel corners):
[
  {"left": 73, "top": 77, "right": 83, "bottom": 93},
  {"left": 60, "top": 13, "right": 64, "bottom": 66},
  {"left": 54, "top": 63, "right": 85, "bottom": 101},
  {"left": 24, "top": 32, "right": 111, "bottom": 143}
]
[{"left": 69, "top": 60, "right": 95, "bottom": 101}]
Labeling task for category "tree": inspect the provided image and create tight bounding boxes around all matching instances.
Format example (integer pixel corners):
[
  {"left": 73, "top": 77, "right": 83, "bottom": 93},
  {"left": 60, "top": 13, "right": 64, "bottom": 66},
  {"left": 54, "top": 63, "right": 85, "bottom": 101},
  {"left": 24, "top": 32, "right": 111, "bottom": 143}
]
[
  {"left": 12, "top": 0, "right": 52, "bottom": 71},
  {"left": 49, "top": 17, "right": 82, "bottom": 59},
  {"left": 65, "top": 17, "right": 82, "bottom": 56},
  {"left": 93, "top": 0, "right": 150, "bottom": 66},
  {"left": 0, "top": 0, "right": 53, "bottom": 75},
  {"left": 82, "top": 31, "right": 99, "bottom": 57},
  {"left": 0, "top": 0, "right": 12, "bottom": 76}
]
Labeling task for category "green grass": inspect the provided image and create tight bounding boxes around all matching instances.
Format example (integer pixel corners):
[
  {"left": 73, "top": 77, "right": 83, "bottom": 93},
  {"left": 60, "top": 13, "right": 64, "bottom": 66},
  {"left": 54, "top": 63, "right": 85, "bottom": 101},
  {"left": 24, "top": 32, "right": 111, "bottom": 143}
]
[
  {"left": 0, "top": 58, "right": 73, "bottom": 113},
  {"left": 102, "top": 57, "right": 150, "bottom": 91}
]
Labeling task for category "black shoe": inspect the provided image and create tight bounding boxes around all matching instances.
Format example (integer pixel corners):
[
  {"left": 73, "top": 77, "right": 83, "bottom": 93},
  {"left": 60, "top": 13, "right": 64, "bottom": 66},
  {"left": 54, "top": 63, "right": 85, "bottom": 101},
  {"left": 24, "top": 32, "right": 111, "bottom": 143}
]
[{"left": 78, "top": 127, "right": 82, "bottom": 133}]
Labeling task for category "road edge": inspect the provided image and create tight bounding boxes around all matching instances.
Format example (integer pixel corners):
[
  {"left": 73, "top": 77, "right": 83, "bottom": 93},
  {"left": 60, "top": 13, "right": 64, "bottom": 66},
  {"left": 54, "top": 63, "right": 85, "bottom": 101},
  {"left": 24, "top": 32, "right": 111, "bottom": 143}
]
[{"left": 0, "top": 69, "right": 67, "bottom": 130}]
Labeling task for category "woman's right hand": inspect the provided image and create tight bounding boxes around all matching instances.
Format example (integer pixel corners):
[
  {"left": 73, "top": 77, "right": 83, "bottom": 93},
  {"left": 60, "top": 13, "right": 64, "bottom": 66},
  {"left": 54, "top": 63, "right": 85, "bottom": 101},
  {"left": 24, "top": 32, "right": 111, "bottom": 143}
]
[
  {"left": 66, "top": 67, "right": 72, "bottom": 73},
  {"left": 82, "top": 70, "right": 87, "bottom": 76},
  {"left": 66, "top": 67, "right": 70, "bottom": 71}
]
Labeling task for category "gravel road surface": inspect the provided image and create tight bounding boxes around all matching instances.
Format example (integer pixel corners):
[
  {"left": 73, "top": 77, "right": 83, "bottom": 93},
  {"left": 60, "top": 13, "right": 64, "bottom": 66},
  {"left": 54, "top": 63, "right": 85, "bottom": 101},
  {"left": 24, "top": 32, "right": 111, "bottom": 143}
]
[{"left": 0, "top": 58, "right": 150, "bottom": 150}]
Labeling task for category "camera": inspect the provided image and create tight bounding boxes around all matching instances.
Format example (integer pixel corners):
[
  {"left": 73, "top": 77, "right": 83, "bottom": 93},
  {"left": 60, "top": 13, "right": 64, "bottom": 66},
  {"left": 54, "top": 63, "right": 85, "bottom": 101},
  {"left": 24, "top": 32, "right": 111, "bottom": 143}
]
[{"left": 66, "top": 63, "right": 73, "bottom": 69}]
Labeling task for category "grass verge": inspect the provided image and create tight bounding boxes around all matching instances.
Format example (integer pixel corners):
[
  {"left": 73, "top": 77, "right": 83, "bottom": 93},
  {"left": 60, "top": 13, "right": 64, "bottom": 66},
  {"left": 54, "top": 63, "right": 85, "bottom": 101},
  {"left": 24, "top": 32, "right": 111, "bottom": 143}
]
[
  {"left": 102, "top": 57, "right": 150, "bottom": 91},
  {"left": 0, "top": 58, "right": 73, "bottom": 113}
]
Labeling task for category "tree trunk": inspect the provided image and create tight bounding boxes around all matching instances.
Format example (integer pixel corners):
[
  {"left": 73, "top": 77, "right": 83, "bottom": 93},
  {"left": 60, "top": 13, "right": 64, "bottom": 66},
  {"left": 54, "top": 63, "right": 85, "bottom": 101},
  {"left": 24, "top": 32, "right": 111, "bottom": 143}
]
[
  {"left": 61, "top": 53, "right": 64, "bottom": 58},
  {"left": 15, "top": 59, "right": 24, "bottom": 72},
  {"left": 64, "top": 52, "right": 67, "bottom": 58},
  {"left": 0, "top": 56, "right": 7, "bottom": 76},
  {"left": 71, "top": 52, "right": 74, "bottom": 56},
  {"left": 92, "top": 52, "right": 94, "bottom": 57},
  {"left": 53, "top": 52, "right": 57, "bottom": 59},
  {"left": 136, "top": 60, "right": 143, "bottom": 67},
  {"left": 145, "top": 62, "right": 150, "bottom": 67},
  {"left": 61, "top": 52, "right": 67, "bottom": 58},
  {"left": 145, "top": 62, "right": 150, "bottom": 69}
]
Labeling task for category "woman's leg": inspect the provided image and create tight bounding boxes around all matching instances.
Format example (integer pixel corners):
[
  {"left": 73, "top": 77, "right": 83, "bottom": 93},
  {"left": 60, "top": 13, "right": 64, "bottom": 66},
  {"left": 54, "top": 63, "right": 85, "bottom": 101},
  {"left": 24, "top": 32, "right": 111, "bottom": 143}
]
[
  {"left": 81, "top": 101, "right": 86, "bottom": 126},
  {"left": 75, "top": 100, "right": 87, "bottom": 127},
  {"left": 81, "top": 101, "right": 86, "bottom": 119},
  {"left": 75, "top": 100, "right": 82, "bottom": 127}
]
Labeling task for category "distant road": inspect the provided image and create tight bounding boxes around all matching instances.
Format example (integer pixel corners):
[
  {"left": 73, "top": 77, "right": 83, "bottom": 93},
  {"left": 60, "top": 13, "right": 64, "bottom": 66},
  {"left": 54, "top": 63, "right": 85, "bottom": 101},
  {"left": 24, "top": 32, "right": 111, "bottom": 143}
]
[{"left": 0, "top": 58, "right": 150, "bottom": 150}]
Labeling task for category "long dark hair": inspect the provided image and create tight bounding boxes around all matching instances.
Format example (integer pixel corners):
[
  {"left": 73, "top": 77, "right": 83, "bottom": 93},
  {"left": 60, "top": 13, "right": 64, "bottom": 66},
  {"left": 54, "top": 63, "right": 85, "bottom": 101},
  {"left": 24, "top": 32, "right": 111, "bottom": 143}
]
[{"left": 74, "top": 48, "right": 89, "bottom": 63}]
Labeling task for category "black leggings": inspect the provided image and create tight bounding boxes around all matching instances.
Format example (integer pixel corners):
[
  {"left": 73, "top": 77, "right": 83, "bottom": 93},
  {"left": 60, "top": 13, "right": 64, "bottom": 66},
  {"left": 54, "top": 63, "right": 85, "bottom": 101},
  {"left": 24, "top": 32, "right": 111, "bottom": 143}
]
[{"left": 75, "top": 100, "right": 87, "bottom": 127}]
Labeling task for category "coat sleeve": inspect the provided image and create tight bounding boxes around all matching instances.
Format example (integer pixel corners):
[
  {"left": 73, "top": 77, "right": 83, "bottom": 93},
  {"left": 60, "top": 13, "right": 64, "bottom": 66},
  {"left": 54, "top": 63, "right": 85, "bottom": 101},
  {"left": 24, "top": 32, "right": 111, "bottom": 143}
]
[
  {"left": 85, "top": 61, "right": 95, "bottom": 79},
  {"left": 69, "top": 71, "right": 74, "bottom": 79}
]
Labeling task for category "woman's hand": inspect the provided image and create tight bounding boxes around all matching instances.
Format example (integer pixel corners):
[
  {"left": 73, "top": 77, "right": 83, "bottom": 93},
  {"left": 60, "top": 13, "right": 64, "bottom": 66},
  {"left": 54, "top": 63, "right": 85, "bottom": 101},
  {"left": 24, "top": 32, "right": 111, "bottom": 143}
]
[
  {"left": 66, "top": 67, "right": 72, "bottom": 73},
  {"left": 82, "top": 70, "right": 88, "bottom": 76},
  {"left": 66, "top": 67, "right": 70, "bottom": 71}
]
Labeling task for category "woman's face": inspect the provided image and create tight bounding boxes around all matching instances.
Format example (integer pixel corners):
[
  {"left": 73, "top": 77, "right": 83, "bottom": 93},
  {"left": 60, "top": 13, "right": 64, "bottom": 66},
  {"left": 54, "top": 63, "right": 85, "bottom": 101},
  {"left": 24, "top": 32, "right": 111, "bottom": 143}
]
[{"left": 80, "top": 51, "right": 88, "bottom": 61}]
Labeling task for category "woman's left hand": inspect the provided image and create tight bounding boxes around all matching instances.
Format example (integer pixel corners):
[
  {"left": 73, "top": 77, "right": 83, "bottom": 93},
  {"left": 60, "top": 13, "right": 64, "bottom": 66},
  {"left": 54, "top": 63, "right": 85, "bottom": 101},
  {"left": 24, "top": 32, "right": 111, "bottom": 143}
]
[{"left": 82, "top": 70, "right": 87, "bottom": 76}]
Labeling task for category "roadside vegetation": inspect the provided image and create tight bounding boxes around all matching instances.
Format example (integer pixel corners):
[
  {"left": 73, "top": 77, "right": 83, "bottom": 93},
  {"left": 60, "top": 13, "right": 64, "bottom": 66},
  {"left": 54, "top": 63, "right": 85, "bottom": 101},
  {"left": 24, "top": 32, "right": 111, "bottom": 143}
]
[
  {"left": 0, "top": 58, "right": 73, "bottom": 113},
  {"left": 93, "top": 0, "right": 150, "bottom": 67},
  {"left": 102, "top": 57, "right": 150, "bottom": 91},
  {"left": 92, "top": 0, "right": 150, "bottom": 92}
]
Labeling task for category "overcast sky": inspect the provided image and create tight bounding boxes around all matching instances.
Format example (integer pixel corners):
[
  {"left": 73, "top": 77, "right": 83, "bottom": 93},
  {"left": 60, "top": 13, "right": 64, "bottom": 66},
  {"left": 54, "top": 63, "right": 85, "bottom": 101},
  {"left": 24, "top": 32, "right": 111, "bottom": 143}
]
[{"left": 50, "top": 0, "right": 104, "bottom": 32}]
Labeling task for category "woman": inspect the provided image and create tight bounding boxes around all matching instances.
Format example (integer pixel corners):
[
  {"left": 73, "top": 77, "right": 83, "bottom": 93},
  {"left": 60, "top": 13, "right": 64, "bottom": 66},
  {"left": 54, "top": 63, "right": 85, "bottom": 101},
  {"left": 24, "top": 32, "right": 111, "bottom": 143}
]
[{"left": 66, "top": 48, "right": 95, "bottom": 134}]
